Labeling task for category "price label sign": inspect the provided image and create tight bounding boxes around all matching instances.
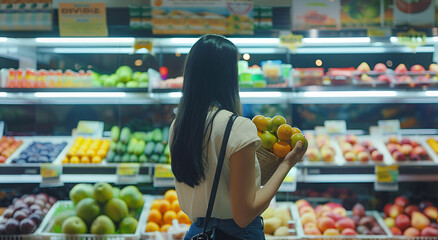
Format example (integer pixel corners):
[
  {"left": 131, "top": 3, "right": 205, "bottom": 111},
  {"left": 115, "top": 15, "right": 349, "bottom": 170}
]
[
  {"left": 374, "top": 165, "right": 399, "bottom": 191},
  {"left": 40, "top": 164, "right": 63, "bottom": 187},
  {"left": 117, "top": 163, "right": 140, "bottom": 184},
  {"left": 0, "top": 121, "right": 4, "bottom": 138},
  {"left": 58, "top": 3, "right": 108, "bottom": 37},
  {"left": 324, "top": 120, "right": 347, "bottom": 136},
  {"left": 367, "top": 27, "right": 391, "bottom": 38},
  {"left": 396, "top": 29, "right": 426, "bottom": 52},
  {"left": 278, "top": 167, "right": 297, "bottom": 192},
  {"left": 134, "top": 39, "right": 153, "bottom": 53},
  {"left": 378, "top": 120, "right": 401, "bottom": 138},
  {"left": 153, "top": 164, "right": 174, "bottom": 187},
  {"left": 74, "top": 121, "right": 104, "bottom": 138},
  {"left": 280, "top": 33, "right": 303, "bottom": 52}
]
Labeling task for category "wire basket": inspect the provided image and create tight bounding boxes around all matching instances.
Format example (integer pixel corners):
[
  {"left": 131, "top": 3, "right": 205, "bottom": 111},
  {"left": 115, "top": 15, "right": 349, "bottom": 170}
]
[{"left": 38, "top": 199, "right": 148, "bottom": 240}]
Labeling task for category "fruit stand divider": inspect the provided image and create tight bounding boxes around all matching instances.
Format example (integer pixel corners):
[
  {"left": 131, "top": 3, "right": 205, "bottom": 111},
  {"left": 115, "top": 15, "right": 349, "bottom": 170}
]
[{"left": 37, "top": 197, "right": 149, "bottom": 240}]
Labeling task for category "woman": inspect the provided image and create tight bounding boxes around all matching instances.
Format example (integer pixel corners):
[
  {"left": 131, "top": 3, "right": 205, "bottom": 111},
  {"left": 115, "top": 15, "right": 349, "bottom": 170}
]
[{"left": 169, "top": 35, "right": 307, "bottom": 240}]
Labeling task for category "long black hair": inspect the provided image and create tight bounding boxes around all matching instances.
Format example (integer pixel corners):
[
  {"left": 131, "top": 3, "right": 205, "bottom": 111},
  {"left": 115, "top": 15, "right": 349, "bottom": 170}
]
[{"left": 170, "top": 35, "right": 242, "bottom": 187}]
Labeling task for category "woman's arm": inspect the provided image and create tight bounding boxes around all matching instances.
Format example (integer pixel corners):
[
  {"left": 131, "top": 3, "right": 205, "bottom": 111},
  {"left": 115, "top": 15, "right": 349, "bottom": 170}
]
[{"left": 229, "top": 141, "right": 306, "bottom": 228}]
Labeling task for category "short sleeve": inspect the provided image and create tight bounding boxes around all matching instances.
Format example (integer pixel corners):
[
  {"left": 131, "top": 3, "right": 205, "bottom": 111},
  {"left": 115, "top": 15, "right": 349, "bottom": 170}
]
[{"left": 226, "top": 117, "right": 261, "bottom": 157}]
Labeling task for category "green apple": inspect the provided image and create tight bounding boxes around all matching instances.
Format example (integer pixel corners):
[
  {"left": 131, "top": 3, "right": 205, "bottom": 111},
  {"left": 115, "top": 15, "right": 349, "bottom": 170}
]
[
  {"left": 120, "top": 186, "right": 144, "bottom": 209},
  {"left": 116, "top": 66, "right": 132, "bottom": 82},
  {"left": 62, "top": 216, "right": 87, "bottom": 234},
  {"left": 94, "top": 182, "right": 113, "bottom": 203},
  {"left": 138, "top": 72, "right": 148, "bottom": 82},
  {"left": 69, "top": 183, "right": 94, "bottom": 205},
  {"left": 138, "top": 82, "right": 148, "bottom": 88},
  {"left": 76, "top": 198, "right": 100, "bottom": 224},
  {"left": 119, "top": 217, "right": 138, "bottom": 234},
  {"left": 126, "top": 81, "right": 139, "bottom": 88},
  {"left": 104, "top": 198, "right": 129, "bottom": 222},
  {"left": 90, "top": 215, "right": 115, "bottom": 234},
  {"left": 116, "top": 82, "right": 125, "bottom": 88},
  {"left": 132, "top": 71, "right": 142, "bottom": 82}
]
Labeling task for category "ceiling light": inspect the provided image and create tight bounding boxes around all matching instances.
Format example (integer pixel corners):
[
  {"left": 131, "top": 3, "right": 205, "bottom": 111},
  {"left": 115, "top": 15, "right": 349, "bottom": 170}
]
[
  {"left": 34, "top": 92, "right": 126, "bottom": 98},
  {"left": 303, "top": 91, "right": 397, "bottom": 98}
]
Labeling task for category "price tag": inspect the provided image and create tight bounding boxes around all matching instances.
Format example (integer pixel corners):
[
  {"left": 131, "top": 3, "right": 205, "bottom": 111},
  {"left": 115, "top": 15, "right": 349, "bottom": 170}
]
[
  {"left": 153, "top": 164, "right": 174, "bottom": 187},
  {"left": 40, "top": 164, "right": 63, "bottom": 187},
  {"left": 117, "top": 163, "right": 140, "bottom": 184},
  {"left": 367, "top": 27, "right": 391, "bottom": 38},
  {"left": 134, "top": 39, "right": 153, "bottom": 53},
  {"left": 74, "top": 121, "right": 104, "bottom": 138},
  {"left": 0, "top": 121, "right": 4, "bottom": 138},
  {"left": 280, "top": 33, "right": 303, "bottom": 52},
  {"left": 378, "top": 120, "right": 401, "bottom": 137},
  {"left": 374, "top": 165, "right": 399, "bottom": 191},
  {"left": 278, "top": 167, "right": 297, "bottom": 192},
  {"left": 369, "top": 126, "right": 380, "bottom": 136},
  {"left": 324, "top": 120, "right": 347, "bottom": 136}
]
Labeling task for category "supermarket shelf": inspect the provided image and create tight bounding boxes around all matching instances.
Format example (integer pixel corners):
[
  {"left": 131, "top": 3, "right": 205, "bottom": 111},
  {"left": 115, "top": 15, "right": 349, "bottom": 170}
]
[{"left": 1, "top": 89, "right": 438, "bottom": 104}]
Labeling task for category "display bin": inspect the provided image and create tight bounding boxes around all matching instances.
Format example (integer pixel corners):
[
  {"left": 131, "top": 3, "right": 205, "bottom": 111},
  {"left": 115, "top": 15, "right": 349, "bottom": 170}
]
[
  {"left": 351, "top": 70, "right": 394, "bottom": 88},
  {"left": 295, "top": 210, "right": 392, "bottom": 240},
  {"left": 393, "top": 71, "right": 438, "bottom": 89},
  {"left": 38, "top": 199, "right": 148, "bottom": 240},
  {"left": 264, "top": 202, "right": 303, "bottom": 240},
  {"left": 383, "top": 136, "right": 438, "bottom": 164}
]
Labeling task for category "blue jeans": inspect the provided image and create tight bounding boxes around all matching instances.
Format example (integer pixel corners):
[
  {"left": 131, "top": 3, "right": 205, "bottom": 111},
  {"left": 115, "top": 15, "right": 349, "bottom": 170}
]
[{"left": 183, "top": 216, "right": 265, "bottom": 240}]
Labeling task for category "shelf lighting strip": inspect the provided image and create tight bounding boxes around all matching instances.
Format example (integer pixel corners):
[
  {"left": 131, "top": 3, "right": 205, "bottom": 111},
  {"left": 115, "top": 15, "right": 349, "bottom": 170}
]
[
  {"left": 0, "top": 92, "right": 7, "bottom": 97},
  {"left": 303, "top": 91, "right": 398, "bottom": 98},
  {"left": 35, "top": 38, "right": 135, "bottom": 44},
  {"left": 425, "top": 91, "right": 438, "bottom": 97},
  {"left": 239, "top": 91, "right": 283, "bottom": 98},
  {"left": 34, "top": 92, "right": 126, "bottom": 98},
  {"left": 0, "top": 37, "right": 7, "bottom": 42}
]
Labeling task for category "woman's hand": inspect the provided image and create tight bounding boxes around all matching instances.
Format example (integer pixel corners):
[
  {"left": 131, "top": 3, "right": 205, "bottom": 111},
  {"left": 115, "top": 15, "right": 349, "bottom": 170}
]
[{"left": 279, "top": 141, "right": 307, "bottom": 169}]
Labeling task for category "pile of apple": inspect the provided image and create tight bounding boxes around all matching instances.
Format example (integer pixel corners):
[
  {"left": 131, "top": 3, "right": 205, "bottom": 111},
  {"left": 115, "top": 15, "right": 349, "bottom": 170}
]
[
  {"left": 305, "top": 134, "right": 336, "bottom": 162},
  {"left": 355, "top": 62, "right": 392, "bottom": 85},
  {"left": 261, "top": 205, "right": 293, "bottom": 237},
  {"left": 296, "top": 199, "right": 386, "bottom": 236},
  {"left": 338, "top": 135, "right": 384, "bottom": 162},
  {"left": 386, "top": 136, "right": 430, "bottom": 162},
  {"left": 393, "top": 63, "right": 437, "bottom": 87},
  {"left": 0, "top": 136, "right": 23, "bottom": 163},
  {"left": 383, "top": 196, "right": 438, "bottom": 237}
]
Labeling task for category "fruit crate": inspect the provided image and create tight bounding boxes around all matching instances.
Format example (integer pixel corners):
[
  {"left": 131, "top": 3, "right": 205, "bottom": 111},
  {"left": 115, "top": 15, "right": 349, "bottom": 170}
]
[
  {"left": 6, "top": 137, "right": 73, "bottom": 165},
  {"left": 393, "top": 71, "right": 438, "bottom": 89},
  {"left": 38, "top": 199, "right": 148, "bottom": 240},
  {"left": 333, "top": 135, "right": 396, "bottom": 166},
  {"left": 383, "top": 136, "right": 438, "bottom": 165},
  {"left": 264, "top": 202, "right": 302, "bottom": 240},
  {"left": 296, "top": 210, "right": 392, "bottom": 240},
  {"left": 351, "top": 70, "right": 394, "bottom": 88}
]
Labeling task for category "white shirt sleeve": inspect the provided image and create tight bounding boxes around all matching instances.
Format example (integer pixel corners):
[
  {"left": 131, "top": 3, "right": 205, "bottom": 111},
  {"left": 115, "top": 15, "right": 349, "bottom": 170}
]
[{"left": 226, "top": 117, "right": 262, "bottom": 156}]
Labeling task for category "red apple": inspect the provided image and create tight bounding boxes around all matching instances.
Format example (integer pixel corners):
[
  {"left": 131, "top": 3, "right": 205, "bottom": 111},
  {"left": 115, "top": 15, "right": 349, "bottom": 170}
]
[
  {"left": 395, "top": 214, "right": 410, "bottom": 231},
  {"left": 413, "top": 146, "right": 427, "bottom": 156},
  {"left": 357, "top": 62, "right": 371, "bottom": 73},
  {"left": 405, "top": 205, "right": 420, "bottom": 217},
  {"left": 387, "top": 143, "right": 399, "bottom": 154},
  {"left": 424, "top": 206, "right": 438, "bottom": 221},
  {"left": 344, "top": 152, "right": 356, "bottom": 162},
  {"left": 395, "top": 64, "right": 408, "bottom": 73},
  {"left": 352, "top": 203, "right": 366, "bottom": 217},
  {"left": 404, "top": 227, "right": 420, "bottom": 237},
  {"left": 400, "top": 144, "right": 413, "bottom": 155},
  {"left": 410, "top": 153, "right": 422, "bottom": 161},
  {"left": 410, "top": 64, "right": 426, "bottom": 72},
  {"left": 411, "top": 140, "right": 420, "bottom": 148},
  {"left": 317, "top": 217, "right": 336, "bottom": 233},
  {"left": 384, "top": 204, "right": 393, "bottom": 218},
  {"left": 395, "top": 196, "right": 409, "bottom": 207},
  {"left": 389, "top": 205, "right": 404, "bottom": 218},
  {"left": 296, "top": 199, "right": 312, "bottom": 209},
  {"left": 335, "top": 218, "right": 355, "bottom": 231},
  {"left": 392, "top": 151, "right": 406, "bottom": 161},
  {"left": 357, "top": 152, "right": 370, "bottom": 162},
  {"left": 371, "top": 151, "right": 384, "bottom": 162},
  {"left": 421, "top": 226, "right": 438, "bottom": 237},
  {"left": 390, "top": 227, "right": 402, "bottom": 235},
  {"left": 374, "top": 63, "right": 387, "bottom": 72},
  {"left": 368, "top": 146, "right": 378, "bottom": 153},
  {"left": 345, "top": 135, "right": 357, "bottom": 145},
  {"left": 341, "top": 228, "right": 357, "bottom": 235}
]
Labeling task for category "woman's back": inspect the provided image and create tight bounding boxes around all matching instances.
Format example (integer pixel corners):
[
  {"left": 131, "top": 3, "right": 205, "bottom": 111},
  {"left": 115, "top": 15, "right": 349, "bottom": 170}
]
[{"left": 170, "top": 107, "right": 261, "bottom": 222}]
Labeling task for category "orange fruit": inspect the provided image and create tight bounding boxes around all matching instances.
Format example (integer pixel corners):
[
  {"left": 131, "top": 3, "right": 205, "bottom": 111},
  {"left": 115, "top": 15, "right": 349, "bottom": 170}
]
[
  {"left": 273, "top": 141, "right": 291, "bottom": 158},
  {"left": 151, "top": 200, "right": 161, "bottom": 210},
  {"left": 92, "top": 156, "right": 102, "bottom": 164},
  {"left": 177, "top": 211, "right": 191, "bottom": 224},
  {"left": 62, "top": 157, "right": 69, "bottom": 164},
  {"left": 164, "top": 190, "right": 178, "bottom": 204},
  {"left": 291, "top": 133, "right": 308, "bottom": 150},
  {"left": 277, "top": 124, "right": 293, "bottom": 141},
  {"left": 160, "top": 224, "right": 171, "bottom": 232},
  {"left": 66, "top": 150, "right": 75, "bottom": 158},
  {"left": 163, "top": 211, "right": 177, "bottom": 225},
  {"left": 270, "top": 116, "right": 286, "bottom": 133},
  {"left": 291, "top": 127, "right": 302, "bottom": 135},
  {"left": 75, "top": 149, "right": 85, "bottom": 158},
  {"left": 252, "top": 115, "right": 268, "bottom": 132},
  {"left": 171, "top": 200, "right": 181, "bottom": 213},
  {"left": 148, "top": 209, "right": 162, "bottom": 224},
  {"left": 146, "top": 222, "right": 160, "bottom": 232},
  {"left": 81, "top": 156, "right": 90, "bottom": 164},
  {"left": 70, "top": 156, "right": 80, "bottom": 164},
  {"left": 158, "top": 200, "right": 171, "bottom": 214}
]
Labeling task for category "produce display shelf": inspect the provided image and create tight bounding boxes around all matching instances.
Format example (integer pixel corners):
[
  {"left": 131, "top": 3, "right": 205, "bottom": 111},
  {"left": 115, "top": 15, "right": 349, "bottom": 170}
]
[
  {"left": 38, "top": 199, "right": 148, "bottom": 240},
  {"left": 0, "top": 88, "right": 149, "bottom": 93}
]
